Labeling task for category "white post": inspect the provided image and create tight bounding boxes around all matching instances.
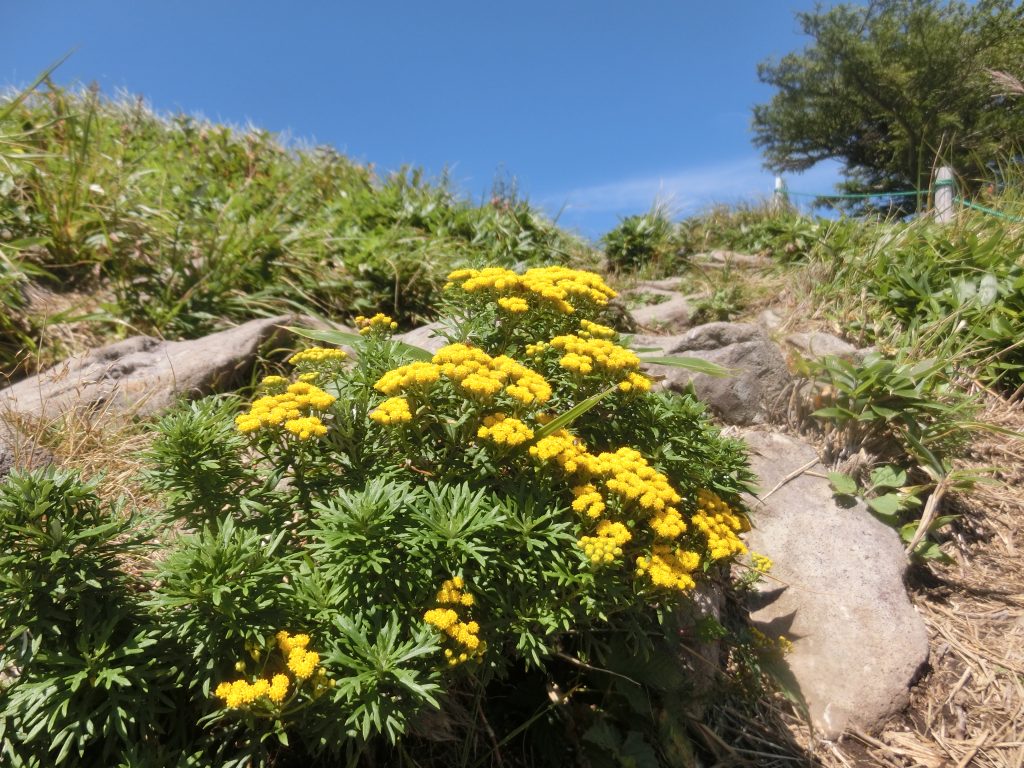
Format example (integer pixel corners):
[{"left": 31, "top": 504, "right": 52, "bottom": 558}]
[
  {"left": 934, "top": 166, "right": 955, "bottom": 223},
  {"left": 772, "top": 175, "right": 788, "bottom": 211}
]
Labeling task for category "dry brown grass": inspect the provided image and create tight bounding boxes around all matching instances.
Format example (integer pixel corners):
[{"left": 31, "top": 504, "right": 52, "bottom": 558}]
[{"left": 5, "top": 401, "right": 155, "bottom": 508}]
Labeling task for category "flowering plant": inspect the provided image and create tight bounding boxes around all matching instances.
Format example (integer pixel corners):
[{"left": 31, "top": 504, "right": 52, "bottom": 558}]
[{"left": 1, "top": 267, "right": 754, "bottom": 767}]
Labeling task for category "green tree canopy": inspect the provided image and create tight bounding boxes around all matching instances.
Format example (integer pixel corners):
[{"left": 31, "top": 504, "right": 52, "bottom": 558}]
[{"left": 753, "top": 0, "right": 1024, "bottom": 206}]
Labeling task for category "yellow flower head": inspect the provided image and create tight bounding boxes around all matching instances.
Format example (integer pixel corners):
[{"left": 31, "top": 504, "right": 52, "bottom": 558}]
[
  {"left": 288, "top": 347, "right": 348, "bottom": 367},
  {"left": 370, "top": 396, "right": 413, "bottom": 425},
  {"left": 356, "top": 313, "right": 399, "bottom": 335}
]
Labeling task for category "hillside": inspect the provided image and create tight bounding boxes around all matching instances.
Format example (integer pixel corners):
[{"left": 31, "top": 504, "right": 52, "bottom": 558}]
[{"left": 1, "top": 85, "right": 1022, "bottom": 768}]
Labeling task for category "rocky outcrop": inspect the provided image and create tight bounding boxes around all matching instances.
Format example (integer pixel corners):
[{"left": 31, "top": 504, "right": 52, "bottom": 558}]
[
  {"left": 741, "top": 430, "right": 930, "bottom": 739},
  {"left": 0, "top": 316, "right": 300, "bottom": 476},
  {"left": 637, "top": 322, "right": 792, "bottom": 425}
]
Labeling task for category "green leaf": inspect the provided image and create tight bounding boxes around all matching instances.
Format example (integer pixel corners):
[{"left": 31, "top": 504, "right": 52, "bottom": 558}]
[
  {"left": 869, "top": 466, "right": 905, "bottom": 490},
  {"left": 867, "top": 493, "right": 901, "bottom": 519},
  {"left": 813, "top": 406, "right": 858, "bottom": 421},
  {"left": 533, "top": 386, "right": 618, "bottom": 440},
  {"left": 827, "top": 472, "right": 858, "bottom": 496},
  {"left": 638, "top": 355, "right": 732, "bottom": 377}
]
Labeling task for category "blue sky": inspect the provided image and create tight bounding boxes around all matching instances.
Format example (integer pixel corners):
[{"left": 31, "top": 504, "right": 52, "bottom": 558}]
[{"left": 3, "top": 1, "right": 844, "bottom": 238}]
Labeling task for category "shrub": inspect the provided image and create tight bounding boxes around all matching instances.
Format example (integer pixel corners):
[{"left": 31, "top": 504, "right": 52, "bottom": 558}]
[
  {"left": 3, "top": 267, "right": 754, "bottom": 766},
  {"left": 602, "top": 208, "right": 678, "bottom": 273},
  {"left": 0, "top": 469, "right": 177, "bottom": 767}
]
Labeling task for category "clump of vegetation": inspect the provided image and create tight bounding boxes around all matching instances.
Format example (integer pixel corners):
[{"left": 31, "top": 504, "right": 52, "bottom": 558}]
[
  {"left": 0, "top": 82, "right": 596, "bottom": 379},
  {"left": 601, "top": 207, "right": 679, "bottom": 273},
  {"left": 0, "top": 267, "right": 759, "bottom": 766}
]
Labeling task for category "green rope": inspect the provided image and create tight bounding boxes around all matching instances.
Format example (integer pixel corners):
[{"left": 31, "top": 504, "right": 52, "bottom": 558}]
[{"left": 954, "top": 196, "right": 1024, "bottom": 222}]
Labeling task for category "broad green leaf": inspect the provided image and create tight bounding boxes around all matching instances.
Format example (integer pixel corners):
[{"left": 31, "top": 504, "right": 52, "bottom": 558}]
[
  {"left": 867, "top": 493, "right": 901, "bottom": 519},
  {"left": 827, "top": 472, "right": 858, "bottom": 496},
  {"left": 869, "top": 466, "right": 905, "bottom": 490}
]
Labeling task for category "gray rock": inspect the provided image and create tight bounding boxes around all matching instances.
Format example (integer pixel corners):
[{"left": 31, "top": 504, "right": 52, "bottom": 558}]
[
  {"left": 630, "top": 294, "right": 694, "bottom": 333},
  {"left": 0, "top": 315, "right": 298, "bottom": 424},
  {"left": 637, "top": 322, "right": 791, "bottom": 425},
  {"left": 395, "top": 321, "right": 450, "bottom": 354},
  {"left": 757, "top": 309, "right": 784, "bottom": 332},
  {"left": 634, "top": 277, "right": 685, "bottom": 292},
  {"left": 784, "top": 331, "right": 868, "bottom": 363},
  {"left": 741, "top": 430, "right": 929, "bottom": 738},
  {"left": 674, "top": 582, "right": 725, "bottom": 717},
  {"left": 0, "top": 423, "right": 53, "bottom": 479}
]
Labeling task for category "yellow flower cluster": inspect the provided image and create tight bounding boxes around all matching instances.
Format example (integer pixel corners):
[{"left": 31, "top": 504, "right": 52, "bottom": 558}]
[
  {"left": 578, "top": 520, "right": 632, "bottom": 564},
  {"left": 751, "top": 553, "right": 773, "bottom": 573},
  {"left": 692, "top": 489, "right": 747, "bottom": 560},
  {"left": 214, "top": 674, "right": 291, "bottom": 709},
  {"left": 579, "top": 319, "right": 616, "bottom": 339},
  {"left": 284, "top": 415, "right": 328, "bottom": 440},
  {"left": 571, "top": 484, "right": 606, "bottom": 519},
  {"left": 648, "top": 506, "right": 687, "bottom": 538},
  {"left": 524, "top": 341, "right": 548, "bottom": 357},
  {"left": 635, "top": 546, "right": 701, "bottom": 591},
  {"left": 374, "top": 361, "right": 443, "bottom": 394},
  {"left": 477, "top": 413, "right": 534, "bottom": 446},
  {"left": 550, "top": 334, "right": 641, "bottom": 377},
  {"left": 497, "top": 296, "right": 529, "bottom": 313},
  {"left": 235, "top": 381, "right": 336, "bottom": 438},
  {"left": 432, "top": 344, "right": 551, "bottom": 405},
  {"left": 529, "top": 429, "right": 594, "bottom": 475},
  {"left": 355, "top": 313, "right": 398, "bottom": 334},
  {"left": 288, "top": 347, "right": 348, "bottom": 365},
  {"left": 446, "top": 266, "right": 617, "bottom": 314},
  {"left": 261, "top": 375, "right": 288, "bottom": 388},
  {"left": 214, "top": 632, "right": 330, "bottom": 711},
  {"left": 751, "top": 627, "right": 794, "bottom": 655},
  {"left": 532, "top": 435, "right": 685, "bottom": 524},
  {"left": 277, "top": 631, "right": 320, "bottom": 680},
  {"left": 370, "top": 396, "right": 413, "bottom": 425},
  {"left": 423, "top": 577, "right": 484, "bottom": 666},
  {"left": 435, "top": 576, "right": 476, "bottom": 607},
  {"left": 617, "top": 372, "right": 653, "bottom": 393},
  {"left": 598, "top": 447, "right": 682, "bottom": 513},
  {"left": 529, "top": 427, "right": 747, "bottom": 591}
]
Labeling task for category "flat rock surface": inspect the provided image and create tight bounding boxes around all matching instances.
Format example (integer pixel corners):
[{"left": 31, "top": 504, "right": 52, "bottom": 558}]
[
  {"left": 742, "top": 430, "right": 930, "bottom": 738},
  {"left": 0, "top": 315, "right": 298, "bottom": 424},
  {"left": 395, "top": 321, "right": 450, "bottom": 353},
  {"left": 636, "top": 322, "right": 791, "bottom": 425}
]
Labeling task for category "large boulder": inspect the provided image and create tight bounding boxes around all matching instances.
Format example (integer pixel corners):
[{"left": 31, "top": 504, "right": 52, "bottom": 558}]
[
  {"left": 741, "top": 430, "right": 929, "bottom": 738},
  {"left": 637, "top": 322, "right": 791, "bottom": 425},
  {"left": 0, "top": 314, "right": 299, "bottom": 430}
]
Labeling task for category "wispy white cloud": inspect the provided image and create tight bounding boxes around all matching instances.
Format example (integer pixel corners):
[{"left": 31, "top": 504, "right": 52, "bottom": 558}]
[
  {"left": 540, "top": 156, "right": 773, "bottom": 216},
  {"left": 541, "top": 156, "right": 846, "bottom": 216}
]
